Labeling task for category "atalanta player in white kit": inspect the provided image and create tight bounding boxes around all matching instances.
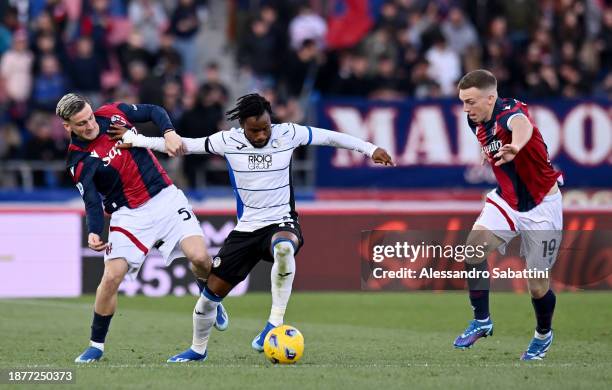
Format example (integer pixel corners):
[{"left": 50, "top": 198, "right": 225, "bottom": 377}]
[
  {"left": 455, "top": 70, "right": 563, "bottom": 360},
  {"left": 113, "top": 93, "right": 394, "bottom": 362},
  {"left": 56, "top": 94, "right": 228, "bottom": 363}
]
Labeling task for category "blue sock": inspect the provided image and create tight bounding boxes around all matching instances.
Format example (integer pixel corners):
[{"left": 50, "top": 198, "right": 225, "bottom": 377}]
[
  {"left": 91, "top": 312, "right": 113, "bottom": 343},
  {"left": 195, "top": 278, "right": 206, "bottom": 294},
  {"left": 469, "top": 290, "right": 490, "bottom": 320},
  {"left": 531, "top": 289, "right": 556, "bottom": 334}
]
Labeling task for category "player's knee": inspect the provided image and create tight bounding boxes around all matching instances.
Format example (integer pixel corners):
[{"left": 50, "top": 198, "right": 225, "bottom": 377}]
[
  {"left": 190, "top": 251, "right": 211, "bottom": 272},
  {"left": 99, "top": 272, "right": 123, "bottom": 291},
  {"left": 528, "top": 280, "right": 550, "bottom": 298},
  {"left": 273, "top": 241, "right": 295, "bottom": 262}
]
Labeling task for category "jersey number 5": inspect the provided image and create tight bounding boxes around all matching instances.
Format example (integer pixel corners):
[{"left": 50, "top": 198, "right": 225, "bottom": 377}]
[{"left": 178, "top": 207, "right": 192, "bottom": 221}]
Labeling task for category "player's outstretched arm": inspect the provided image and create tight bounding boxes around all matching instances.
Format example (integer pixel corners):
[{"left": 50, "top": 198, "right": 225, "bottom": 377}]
[
  {"left": 117, "top": 103, "right": 185, "bottom": 156},
  {"left": 109, "top": 125, "right": 210, "bottom": 155},
  {"left": 308, "top": 126, "right": 395, "bottom": 166}
]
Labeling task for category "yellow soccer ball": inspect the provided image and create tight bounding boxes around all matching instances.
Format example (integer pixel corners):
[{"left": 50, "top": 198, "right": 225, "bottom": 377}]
[{"left": 263, "top": 325, "right": 304, "bottom": 364}]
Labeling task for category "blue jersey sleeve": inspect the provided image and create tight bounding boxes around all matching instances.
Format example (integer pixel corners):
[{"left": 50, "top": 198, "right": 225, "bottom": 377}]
[
  {"left": 70, "top": 158, "right": 105, "bottom": 235},
  {"left": 497, "top": 99, "right": 529, "bottom": 132},
  {"left": 117, "top": 103, "right": 175, "bottom": 135}
]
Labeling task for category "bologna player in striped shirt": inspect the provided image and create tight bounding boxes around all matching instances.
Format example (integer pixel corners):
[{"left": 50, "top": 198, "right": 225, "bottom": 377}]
[
  {"left": 455, "top": 70, "right": 563, "bottom": 360},
  {"left": 57, "top": 94, "right": 228, "bottom": 363}
]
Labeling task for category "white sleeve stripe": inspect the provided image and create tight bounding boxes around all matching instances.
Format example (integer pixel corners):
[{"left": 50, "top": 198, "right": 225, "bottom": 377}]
[{"left": 506, "top": 113, "right": 528, "bottom": 131}]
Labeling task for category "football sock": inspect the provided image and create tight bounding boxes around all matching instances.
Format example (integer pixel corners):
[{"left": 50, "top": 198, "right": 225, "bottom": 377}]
[
  {"left": 195, "top": 278, "right": 207, "bottom": 294},
  {"left": 268, "top": 240, "right": 296, "bottom": 327},
  {"left": 191, "top": 286, "right": 221, "bottom": 355},
  {"left": 469, "top": 290, "right": 490, "bottom": 320},
  {"left": 466, "top": 259, "right": 490, "bottom": 320},
  {"left": 90, "top": 312, "right": 113, "bottom": 345},
  {"left": 531, "top": 289, "right": 556, "bottom": 335}
]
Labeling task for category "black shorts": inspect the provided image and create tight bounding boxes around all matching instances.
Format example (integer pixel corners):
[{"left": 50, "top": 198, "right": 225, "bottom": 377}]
[{"left": 211, "top": 221, "right": 304, "bottom": 286}]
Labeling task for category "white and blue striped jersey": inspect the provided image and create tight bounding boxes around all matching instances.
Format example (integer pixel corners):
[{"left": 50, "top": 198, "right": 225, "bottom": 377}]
[{"left": 126, "top": 122, "right": 378, "bottom": 232}]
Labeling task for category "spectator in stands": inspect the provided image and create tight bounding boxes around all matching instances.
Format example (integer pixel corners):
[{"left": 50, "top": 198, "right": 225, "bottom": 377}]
[
  {"left": 596, "top": 7, "right": 612, "bottom": 76},
  {"left": 238, "top": 17, "right": 281, "bottom": 88},
  {"left": 289, "top": 3, "right": 327, "bottom": 50},
  {"left": 23, "top": 111, "right": 66, "bottom": 186},
  {"left": 0, "top": 123, "right": 21, "bottom": 160},
  {"left": 31, "top": 32, "right": 68, "bottom": 76},
  {"left": 179, "top": 85, "right": 225, "bottom": 187},
  {"left": 281, "top": 39, "right": 319, "bottom": 98},
  {"left": 362, "top": 27, "right": 399, "bottom": 74},
  {"left": 370, "top": 54, "right": 409, "bottom": 100},
  {"left": 31, "top": 54, "right": 69, "bottom": 112},
  {"left": 161, "top": 80, "right": 184, "bottom": 125},
  {"left": 118, "top": 31, "right": 154, "bottom": 77},
  {"left": 170, "top": 0, "right": 201, "bottom": 75},
  {"left": 199, "top": 62, "right": 229, "bottom": 105},
  {"left": 425, "top": 32, "right": 461, "bottom": 96},
  {"left": 69, "top": 36, "right": 102, "bottom": 99},
  {"left": 410, "top": 59, "right": 440, "bottom": 99},
  {"left": 442, "top": 7, "right": 479, "bottom": 57},
  {"left": 0, "top": 30, "right": 33, "bottom": 105},
  {"left": 128, "top": 0, "right": 168, "bottom": 54},
  {"left": 332, "top": 51, "right": 373, "bottom": 96}
]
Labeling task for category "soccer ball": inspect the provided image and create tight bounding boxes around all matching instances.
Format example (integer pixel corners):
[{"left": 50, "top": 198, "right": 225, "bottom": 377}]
[{"left": 263, "top": 325, "right": 304, "bottom": 364}]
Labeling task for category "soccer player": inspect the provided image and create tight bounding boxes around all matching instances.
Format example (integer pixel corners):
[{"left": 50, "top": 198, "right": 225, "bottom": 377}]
[
  {"left": 454, "top": 70, "right": 563, "bottom": 360},
  {"left": 56, "top": 93, "right": 228, "bottom": 363},
  {"left": 111, "top": 93, "right": 394, "bottom": 362}
]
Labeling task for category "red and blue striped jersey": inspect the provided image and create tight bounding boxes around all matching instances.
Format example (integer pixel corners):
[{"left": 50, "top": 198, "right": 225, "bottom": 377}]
[
  {"left": 66, "top": 102, "right": 173, "bottom": 234},
  {"left": 467, "top": 98, "right": 561, "bottom": 212}
]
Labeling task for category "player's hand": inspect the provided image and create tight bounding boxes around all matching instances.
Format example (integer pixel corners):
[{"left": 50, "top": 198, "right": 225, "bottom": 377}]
[
  {"left": 494, "top": 144, "right": 520, "bottom": 166},
  {"left": 88, "top": 233, "right": 108, "bottom": 252},
  {"left": 164, "top": 130, "right": 185, "bottom": 157},
  {"left": 372, "top": 147, "right": 395, "bottom": 166},
  {"left": 107, "top": 124, "right": 130, "bottom": 140}
]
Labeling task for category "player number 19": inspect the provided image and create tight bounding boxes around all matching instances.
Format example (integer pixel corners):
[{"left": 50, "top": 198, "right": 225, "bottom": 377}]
[{"left": 541, "top": 239, "right": 556, "bottom": 258}]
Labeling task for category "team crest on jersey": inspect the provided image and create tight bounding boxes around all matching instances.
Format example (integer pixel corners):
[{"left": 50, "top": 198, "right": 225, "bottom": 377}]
[
  {"left": 111, "top": 115, "right": 127, "bottom": 127},
  {"left": 212, "top": 256, "right": 222, "bottom": 268},
  {"left": 248, "top": 154, "right": 272, "bottom": 170},
  {"left": 271, "top": 139, "right": 280, "bottom": 148}
]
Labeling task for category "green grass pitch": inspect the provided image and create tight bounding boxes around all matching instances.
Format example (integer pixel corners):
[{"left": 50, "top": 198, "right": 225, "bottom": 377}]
[{"left": 1, "top": 292, "right": 611, "bottom": 389}]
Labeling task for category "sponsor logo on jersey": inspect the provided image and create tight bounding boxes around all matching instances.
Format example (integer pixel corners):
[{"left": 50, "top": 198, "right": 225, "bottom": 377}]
[
  {"left": 101, "top": 141, "right": 124, "bottom": 166},
  {"left": 105, "top": 243, "right": 113, "bottom": 255},
  {"left": 482, "top": 140, "right": 502, "bottom": 155},
  {"left": 248, "top": 154, "right": 272, "bottom": 170}
]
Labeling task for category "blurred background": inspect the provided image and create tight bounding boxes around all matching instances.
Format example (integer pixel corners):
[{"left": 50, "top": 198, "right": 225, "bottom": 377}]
[{"left": 0, "top": 0, "right": 610, "bottom": 297}]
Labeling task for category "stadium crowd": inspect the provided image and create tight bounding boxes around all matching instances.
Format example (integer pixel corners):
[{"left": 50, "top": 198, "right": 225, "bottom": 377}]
[{"left": 0, "top": 0, "right": 610, "bottom": 188}]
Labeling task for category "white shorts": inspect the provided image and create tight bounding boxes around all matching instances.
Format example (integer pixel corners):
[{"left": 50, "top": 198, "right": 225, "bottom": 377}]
[
  {"left": 104, "top": 185, "right": 203, "bottom": 277},
  {"left": 475, "top": 189, "right": 563, "bottom": 271}
]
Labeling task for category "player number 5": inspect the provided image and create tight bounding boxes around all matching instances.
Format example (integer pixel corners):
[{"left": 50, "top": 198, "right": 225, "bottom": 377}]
[{"left": 178, "top": 207, "right": 191, "bottom": 221}]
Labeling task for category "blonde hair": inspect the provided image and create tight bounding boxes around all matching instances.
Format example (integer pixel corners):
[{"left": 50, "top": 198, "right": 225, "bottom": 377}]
[{"left": 56, "top": 93, "right": 90, "bottom": 121}]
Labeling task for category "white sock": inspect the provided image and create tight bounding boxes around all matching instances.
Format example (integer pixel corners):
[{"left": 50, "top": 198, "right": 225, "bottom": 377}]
[
  {"left": 191, "top": 294, "right": 219, "bottom": 354},
  {"left": 268, "top": 241, "right": 296, "bottom": 327},
  {"left": 89, "top": 341, "right": 104, "bottom": 352},
  {"left": 534, "top": 330, "right": 551, "bottom": 339}
]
